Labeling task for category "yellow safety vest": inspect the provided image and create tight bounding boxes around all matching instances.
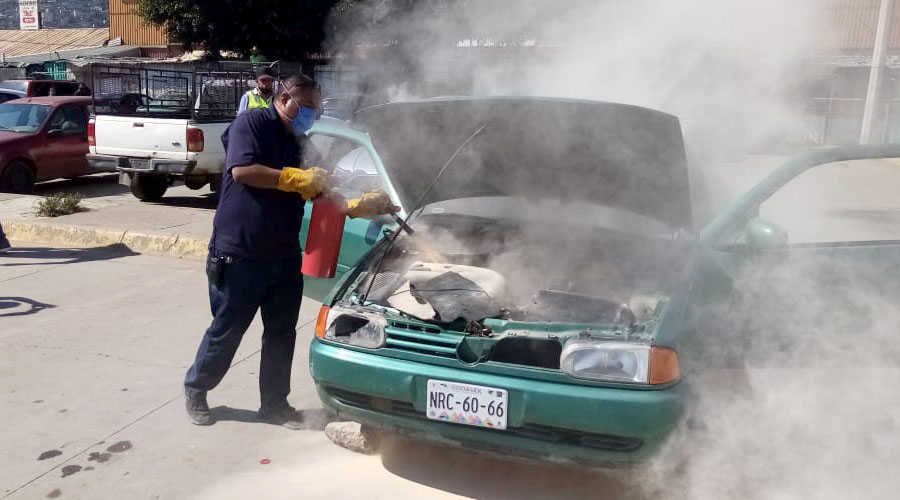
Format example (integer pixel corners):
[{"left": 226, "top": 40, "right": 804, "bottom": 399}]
[{"left": 246, "top": 90, "right": 271, "bottom": 109}]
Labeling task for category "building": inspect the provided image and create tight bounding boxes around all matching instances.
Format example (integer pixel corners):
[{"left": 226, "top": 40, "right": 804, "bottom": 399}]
[{"left": 108, "top": 0, "right": 169, "bottom": 52}]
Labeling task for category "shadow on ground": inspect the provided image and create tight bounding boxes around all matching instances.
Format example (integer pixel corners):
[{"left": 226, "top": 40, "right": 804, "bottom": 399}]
[
  {"left": 35, "top": 174, "right": 125, "bottom": 199},
  {"left": 209, "top": 406, "right": 336, "bottom": 431},
  {"left": 150, "top": 195, "right": 218, "bottom": 210},
  {"left": 0, "top": 296, "right": 55, "bottom": 317},
  {"left": 377, "top": 436, "right": 645, "bottom": 500},
  {"left": 0, "top": 244, "right": 140, "bottom": 267}
]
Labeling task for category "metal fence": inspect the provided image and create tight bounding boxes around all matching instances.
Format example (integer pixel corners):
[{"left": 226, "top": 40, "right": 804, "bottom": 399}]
[{"left": 90, "top": 64, "right": 255, "bottom": 120}]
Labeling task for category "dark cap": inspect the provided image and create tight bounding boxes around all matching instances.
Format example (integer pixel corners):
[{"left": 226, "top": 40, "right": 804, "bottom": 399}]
[{"left": 256, "top": 67, "right": 275, "bottom": 80}]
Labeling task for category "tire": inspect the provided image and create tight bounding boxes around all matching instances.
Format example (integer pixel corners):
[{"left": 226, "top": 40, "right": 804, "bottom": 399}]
[
  {"left": 130, "top": 174, "right": 168, "bottom": 202},
  {"left": 208, "top": 174, "right": 222, "bottom": 193},
  {"left": 0, "top": 161, "right": 36, "bottom": 194},
  {"left": 184, "top": 176, "right": 208, "bottom": 190}
]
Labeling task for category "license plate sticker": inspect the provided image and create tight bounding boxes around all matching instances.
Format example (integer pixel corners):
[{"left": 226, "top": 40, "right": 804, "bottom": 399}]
[{"left": 426, "top": 379, "right": 508, "bottom": 430}]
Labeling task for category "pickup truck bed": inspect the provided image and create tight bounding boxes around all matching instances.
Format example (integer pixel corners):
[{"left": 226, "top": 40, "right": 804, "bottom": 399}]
[{"left": 87, "top": 115, "right": 228, "bottom": 201}]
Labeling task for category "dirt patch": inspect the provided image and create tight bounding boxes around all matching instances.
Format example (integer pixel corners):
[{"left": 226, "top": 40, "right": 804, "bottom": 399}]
[
  {"left": 38, "top": 450, "right": 62, "bottom": 461},
  {"left": 106, "top": 441, "right": 132, "bottom": 453}
]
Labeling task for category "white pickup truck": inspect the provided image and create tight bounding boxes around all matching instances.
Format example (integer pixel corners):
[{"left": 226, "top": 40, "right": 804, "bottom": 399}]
[{"left": 86, "top": 66, "right": 251, "bottom": 201}]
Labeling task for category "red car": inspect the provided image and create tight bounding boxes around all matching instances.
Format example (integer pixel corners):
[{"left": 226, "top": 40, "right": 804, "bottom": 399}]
[{"left": 0, "top": 96, "right": 93, "bottom": 193}]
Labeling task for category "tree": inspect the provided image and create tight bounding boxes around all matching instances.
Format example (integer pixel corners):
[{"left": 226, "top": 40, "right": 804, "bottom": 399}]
[{"left": 138, "top": 0, "right": 340, "bottom": 60}]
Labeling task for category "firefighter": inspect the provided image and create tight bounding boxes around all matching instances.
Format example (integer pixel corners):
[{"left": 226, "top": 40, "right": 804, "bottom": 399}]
[{"left": 184, "top": 74, "right": 395, "bottom": 428}]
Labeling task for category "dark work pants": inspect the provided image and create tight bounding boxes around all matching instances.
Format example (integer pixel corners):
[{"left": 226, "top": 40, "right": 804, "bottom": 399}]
[{"left": 184, "top": 254, "right": 303, "bottom": 411}]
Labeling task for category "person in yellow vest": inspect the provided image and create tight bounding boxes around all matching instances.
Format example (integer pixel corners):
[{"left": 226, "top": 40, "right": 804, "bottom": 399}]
[{"left": 238, "top": 67, "right": 276, "bottom": 114}]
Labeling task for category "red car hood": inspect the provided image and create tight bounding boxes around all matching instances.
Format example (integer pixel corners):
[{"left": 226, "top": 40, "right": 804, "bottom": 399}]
[{"left": 0, "top": 130, "right": 29, "bottom": 144}]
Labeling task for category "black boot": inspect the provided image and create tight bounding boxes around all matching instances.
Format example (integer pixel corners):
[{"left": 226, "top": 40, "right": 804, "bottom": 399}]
[{"left": 185, "top": 390, "right": 214, "bottom": 426}]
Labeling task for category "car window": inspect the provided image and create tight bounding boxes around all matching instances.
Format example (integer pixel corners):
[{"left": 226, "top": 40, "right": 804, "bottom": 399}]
[
  {"left": 758, "top": 159, "right": 900, "bottom": 244},
  {"left": 0, "top": 81, "right": 28, "bottom": 93},
  {"left": 48, "top": 105, "right": 87, "bottom": 135},
  {"left": 0, "top": 103, "right": 50, "bottom": 133},
  {"left": 54, "top": 82, "right": 79, "bottom": 96}
]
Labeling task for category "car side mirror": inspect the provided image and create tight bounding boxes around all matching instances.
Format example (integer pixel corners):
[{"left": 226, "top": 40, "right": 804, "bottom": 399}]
[{"left": 739, "top": 218, "right": 788, "bottom": 251}]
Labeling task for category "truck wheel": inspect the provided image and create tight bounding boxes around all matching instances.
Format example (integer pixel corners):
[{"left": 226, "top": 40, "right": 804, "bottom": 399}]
[
  {"left": 208, "top": 174, "right": 222, "bottom": 193},
  {"left": 0, "top": 161, "right": 36, "bottom": 194},
  {"left": 184, "top": 176, "right": 208, "bottom": 190},
  {"left": 130, "top": 174, "right": 168, "bottom": 202}
]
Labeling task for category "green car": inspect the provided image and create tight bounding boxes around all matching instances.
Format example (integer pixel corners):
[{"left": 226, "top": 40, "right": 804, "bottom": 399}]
[{"left": 302, "top": 96, "right": 900, "bottom": 466}]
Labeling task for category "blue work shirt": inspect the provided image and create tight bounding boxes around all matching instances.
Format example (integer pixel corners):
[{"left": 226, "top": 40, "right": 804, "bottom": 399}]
[{"left": 210, "top": 105, "right": 304, "bottom": 260}]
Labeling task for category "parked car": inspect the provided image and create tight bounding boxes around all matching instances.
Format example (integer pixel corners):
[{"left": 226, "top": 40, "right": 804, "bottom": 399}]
[
  {"left": 0, "top": 91, "right": 20, "bottom": 104},
  {"left": 86, "top": 65, "right": 253, "bottom": 201},
  {"left": 0, "top": 79, "right": 86, "bottom": 99},
  {"left": 0, "top": 96, "right": 93, "bottom": 193},
  {"left": 300, "top": 97, "right": 900, "bottom": 466}
]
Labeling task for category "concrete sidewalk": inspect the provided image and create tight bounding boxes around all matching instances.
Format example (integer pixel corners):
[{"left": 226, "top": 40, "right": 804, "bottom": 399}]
[{"left": 0, "top": 175, "right": 216, "bottom": 259}]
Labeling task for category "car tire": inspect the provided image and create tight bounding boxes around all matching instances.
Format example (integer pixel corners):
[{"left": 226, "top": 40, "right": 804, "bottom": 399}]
[
  {"left": 0, "top": 161, "right": 36, "bottom": 194},
  {"left": 184, "top": 176, "right": 208, "bottom": 190},
  {"left": 130, "top": 174, "right": 168, "bottom": 202}
]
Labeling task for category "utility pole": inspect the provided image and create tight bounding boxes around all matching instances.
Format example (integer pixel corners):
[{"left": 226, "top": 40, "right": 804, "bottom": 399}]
[{"left": 860, "top": 0, "right": 895, "bottom": 144}]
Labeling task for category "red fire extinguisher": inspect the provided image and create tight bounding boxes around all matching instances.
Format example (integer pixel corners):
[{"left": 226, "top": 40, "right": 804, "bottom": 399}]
[{"left": 301, "top": 197, "right": 346, "bottom": 279}]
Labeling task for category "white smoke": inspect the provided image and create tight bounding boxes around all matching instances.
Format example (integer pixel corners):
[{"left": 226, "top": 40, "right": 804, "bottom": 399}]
[
  {"left": 331, "top": 0, "right": 826, "bottom": 158},
  {"left": 327, "top": 2, "right": 900, "bottom": 499}
]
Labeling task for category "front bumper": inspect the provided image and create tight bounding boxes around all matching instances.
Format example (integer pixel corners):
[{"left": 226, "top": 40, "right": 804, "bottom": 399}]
[
  {"left": 86, "top": 154, "right": 196, "bottom": 175},
  {"left": 310, "top": 339, "right": 684, "bottom": 465}
]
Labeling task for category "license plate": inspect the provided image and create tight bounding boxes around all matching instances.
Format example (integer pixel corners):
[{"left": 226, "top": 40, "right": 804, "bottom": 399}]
[{"left": 426, "top": 379, "right": 508, "bottom": 430}]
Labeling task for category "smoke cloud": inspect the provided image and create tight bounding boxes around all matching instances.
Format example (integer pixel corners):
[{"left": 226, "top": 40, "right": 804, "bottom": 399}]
[{"left": 330, "top": 0, "right": 826, "bottom": 158}]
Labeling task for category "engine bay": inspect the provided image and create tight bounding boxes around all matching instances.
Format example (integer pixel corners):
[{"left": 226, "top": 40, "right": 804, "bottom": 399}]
[{"left": 353, "top": 210, "right": 690, "bottom": 328}]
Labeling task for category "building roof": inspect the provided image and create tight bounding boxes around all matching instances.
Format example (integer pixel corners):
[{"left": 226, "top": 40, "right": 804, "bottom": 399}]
[
  {"left": 0, "top": 28, "right": 109, "bottom": 60},
  {"left": 3, "top": 44, "right": 141, "bottom": 65}
]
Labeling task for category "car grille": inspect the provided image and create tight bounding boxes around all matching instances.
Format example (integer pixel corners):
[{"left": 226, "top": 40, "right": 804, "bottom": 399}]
[
  {"left": 325, "top": 387, "right": 643, "bottom": 452},
  {"left": 384, "top": 319, "right": 461, "bottom": 358}
]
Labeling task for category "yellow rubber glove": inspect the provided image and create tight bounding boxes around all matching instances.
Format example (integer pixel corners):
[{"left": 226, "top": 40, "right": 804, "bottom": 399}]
[
  {"left": 346, "top": 190, "right": 398, "bottom": 219},
  {"left": 276, "top": 167, "right": 333, "bottom": 200}
]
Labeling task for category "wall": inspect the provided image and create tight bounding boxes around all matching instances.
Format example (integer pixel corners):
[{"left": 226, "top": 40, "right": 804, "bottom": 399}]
[{"left": 108, "top": 0, "right": 168, "bottom": 46}]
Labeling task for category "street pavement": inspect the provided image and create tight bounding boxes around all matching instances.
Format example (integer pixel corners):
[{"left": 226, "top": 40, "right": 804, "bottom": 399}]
[{"left": 0, "top": 244, "right": 634, "bottom": 500}]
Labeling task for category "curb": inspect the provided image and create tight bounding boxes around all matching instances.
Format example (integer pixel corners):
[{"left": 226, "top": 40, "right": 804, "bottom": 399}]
[{"left": 4, "top": 220, "right": 209, "bottom": 259}]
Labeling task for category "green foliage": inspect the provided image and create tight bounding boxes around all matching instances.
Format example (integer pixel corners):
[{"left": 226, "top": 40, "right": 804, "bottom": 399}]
[
  {"left": 137, "top": 0, "right": 341, "bottom": 60},
  {"left": 34, "top": 193, "right": 85, "bottom": 218}
]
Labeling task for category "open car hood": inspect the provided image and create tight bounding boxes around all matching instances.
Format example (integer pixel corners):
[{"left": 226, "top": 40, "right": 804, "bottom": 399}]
[{"left": 355, "top": 97, "right": 692, "bottom": 229}]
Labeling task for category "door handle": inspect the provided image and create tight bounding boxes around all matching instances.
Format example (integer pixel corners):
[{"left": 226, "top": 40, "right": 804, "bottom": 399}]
[{"left": 133, "top": 122, "right": 144, "bottom": 128}]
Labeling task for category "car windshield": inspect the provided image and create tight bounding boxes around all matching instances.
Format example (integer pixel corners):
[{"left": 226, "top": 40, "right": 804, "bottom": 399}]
[{"left": 0, "top": 103, "right": 50, "bottom": 133}]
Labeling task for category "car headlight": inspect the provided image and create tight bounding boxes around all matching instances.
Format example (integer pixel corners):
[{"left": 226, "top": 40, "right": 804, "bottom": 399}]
[
  {"left": 560, "top": 340, "right": 679, "bottom": 385},
  {"left": 315, "top": 303, "right": 387, "bottom": 349}
]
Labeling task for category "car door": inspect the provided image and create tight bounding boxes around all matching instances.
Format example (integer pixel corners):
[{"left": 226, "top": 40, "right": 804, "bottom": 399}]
[
  {"left": 299, "top": 129, "right": 394, "bottom": 301},
  {"left": 40, "top": 104, "right": 89, "bottom": 180},
  {"left": 692, "top": 144, "right": 900, "bottom": 369}
]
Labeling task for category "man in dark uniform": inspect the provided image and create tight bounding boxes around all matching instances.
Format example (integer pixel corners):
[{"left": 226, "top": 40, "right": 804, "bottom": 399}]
[{"left": 183, "top": 74, "right": 393, "bottom": 429}]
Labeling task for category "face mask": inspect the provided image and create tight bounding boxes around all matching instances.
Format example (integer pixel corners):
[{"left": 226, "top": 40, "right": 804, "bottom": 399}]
[{"left": 291, "top": 105, "right": 317, "bottom": 136}]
